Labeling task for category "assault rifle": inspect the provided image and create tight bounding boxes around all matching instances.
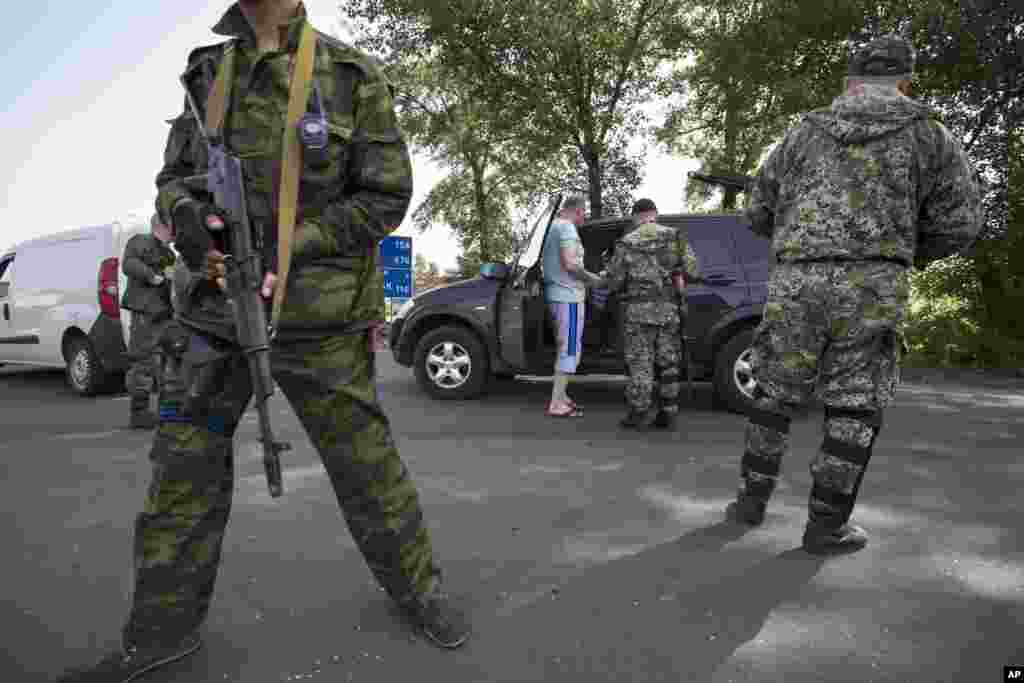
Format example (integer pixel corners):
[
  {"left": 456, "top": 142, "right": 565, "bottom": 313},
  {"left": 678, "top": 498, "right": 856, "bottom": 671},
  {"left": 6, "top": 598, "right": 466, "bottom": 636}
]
[
  {"left": 178, "top": 71, "right": 291, "bottom": 499},
  {"left": 688, "top": 172, "right": 756, "bottom": 193}
]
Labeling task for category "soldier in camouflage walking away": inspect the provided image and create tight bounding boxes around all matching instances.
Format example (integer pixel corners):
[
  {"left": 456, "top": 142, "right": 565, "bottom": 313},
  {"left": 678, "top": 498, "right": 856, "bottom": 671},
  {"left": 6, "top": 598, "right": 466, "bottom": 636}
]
[
  {"left": 57, "top": 2, "right": 467, "bottom": 681},
  {"left": 725, "top": 36, "right": 983, "bottom": 554},
  {"left": 120, "top": 214, "right": 176, "bottom": 429},
  {"left": 602, "top": 199, "right": 700, "bottom": 430}
]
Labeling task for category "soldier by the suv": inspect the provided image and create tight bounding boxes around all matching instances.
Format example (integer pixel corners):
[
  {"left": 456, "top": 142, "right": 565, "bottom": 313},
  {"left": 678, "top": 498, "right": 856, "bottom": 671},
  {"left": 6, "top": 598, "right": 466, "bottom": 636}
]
[{"left": 602, "top": 199, "right": 700, "bottom": 430}]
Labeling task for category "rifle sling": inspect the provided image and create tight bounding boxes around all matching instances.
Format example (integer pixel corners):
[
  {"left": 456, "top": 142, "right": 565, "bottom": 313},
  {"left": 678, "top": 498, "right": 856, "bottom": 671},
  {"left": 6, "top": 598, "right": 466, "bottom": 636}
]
[
  {"left": 204, "top": 23, "right": 319, "bottom": 333},
  {"left": 274, "top": 21, "right": 317, "bottom": 332}
]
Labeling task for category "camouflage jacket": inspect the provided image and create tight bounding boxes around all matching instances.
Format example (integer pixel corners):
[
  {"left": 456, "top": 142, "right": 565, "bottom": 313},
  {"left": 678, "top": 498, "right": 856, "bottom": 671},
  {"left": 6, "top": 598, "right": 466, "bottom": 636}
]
[
  {"left": 746, "top": 83, "right": 982, "bottom": 270},
  {"left": 603, "top": 222, "right": 699, "bottom": 325},
  {"left": 158, "top": 2, "right": 412, "bottom": 338},
  {"left": 120, "top": 234, "right": 174, "bottom": 315}
]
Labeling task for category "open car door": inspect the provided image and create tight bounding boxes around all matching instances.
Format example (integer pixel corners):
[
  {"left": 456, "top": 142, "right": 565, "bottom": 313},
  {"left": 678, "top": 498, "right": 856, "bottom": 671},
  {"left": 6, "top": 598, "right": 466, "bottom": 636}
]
[{"left": 496, "top": 195, "right": 562, "bottom": 372}]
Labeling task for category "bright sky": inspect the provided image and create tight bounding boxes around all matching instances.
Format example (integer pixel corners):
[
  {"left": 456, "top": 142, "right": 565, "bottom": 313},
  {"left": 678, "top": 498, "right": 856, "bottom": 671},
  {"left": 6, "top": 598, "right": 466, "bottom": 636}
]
[{"left": 0, "top": 0, "right": 699, "bottom": 270}]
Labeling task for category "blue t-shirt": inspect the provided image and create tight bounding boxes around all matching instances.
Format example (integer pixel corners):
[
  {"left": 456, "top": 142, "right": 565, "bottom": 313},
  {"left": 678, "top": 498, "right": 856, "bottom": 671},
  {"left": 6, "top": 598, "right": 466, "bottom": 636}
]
[{"left": 542, "top": 218, "right": 585, "bottom": 303}]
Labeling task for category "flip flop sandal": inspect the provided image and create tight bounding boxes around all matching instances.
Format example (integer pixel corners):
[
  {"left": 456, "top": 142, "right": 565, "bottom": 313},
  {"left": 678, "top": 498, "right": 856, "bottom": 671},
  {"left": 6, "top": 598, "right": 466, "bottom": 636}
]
[{"left": 547, "top": 405, "right": 584, "bottom": 418}]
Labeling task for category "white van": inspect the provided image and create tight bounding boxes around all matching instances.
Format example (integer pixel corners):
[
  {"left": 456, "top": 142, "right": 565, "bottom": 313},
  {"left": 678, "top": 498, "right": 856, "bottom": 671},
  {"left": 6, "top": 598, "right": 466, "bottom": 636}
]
[{"left": 0, "top": 215, "right": 152, "bottom": 395}]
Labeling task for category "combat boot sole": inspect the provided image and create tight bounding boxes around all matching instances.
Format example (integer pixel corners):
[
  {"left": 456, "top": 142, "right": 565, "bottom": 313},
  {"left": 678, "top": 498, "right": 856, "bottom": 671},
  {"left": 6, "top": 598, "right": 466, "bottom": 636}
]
[
  {"left": 56, "top": 634, "right": 201, "bottom": 683},
  {"left": 403, "top": 595, "right": 471, "bottom": 650}
]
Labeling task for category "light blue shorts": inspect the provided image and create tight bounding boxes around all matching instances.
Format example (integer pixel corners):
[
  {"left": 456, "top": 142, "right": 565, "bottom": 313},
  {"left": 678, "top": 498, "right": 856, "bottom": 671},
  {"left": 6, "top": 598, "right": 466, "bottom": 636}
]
[{"left": 548, "top": 302, "right": 585, "bottom": 374}]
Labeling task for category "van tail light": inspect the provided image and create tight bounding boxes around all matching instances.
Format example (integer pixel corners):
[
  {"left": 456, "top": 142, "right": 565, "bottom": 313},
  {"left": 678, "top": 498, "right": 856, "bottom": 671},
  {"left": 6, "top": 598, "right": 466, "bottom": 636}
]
[{"left": 99, "top": 257, "right": 120, "bottom": 319}]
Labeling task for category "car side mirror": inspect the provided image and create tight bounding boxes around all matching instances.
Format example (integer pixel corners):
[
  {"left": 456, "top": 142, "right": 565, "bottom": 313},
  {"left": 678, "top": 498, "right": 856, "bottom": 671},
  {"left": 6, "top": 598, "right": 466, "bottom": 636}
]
[{"left": 479, "top": 262, "right": 510, "bottom": 280}]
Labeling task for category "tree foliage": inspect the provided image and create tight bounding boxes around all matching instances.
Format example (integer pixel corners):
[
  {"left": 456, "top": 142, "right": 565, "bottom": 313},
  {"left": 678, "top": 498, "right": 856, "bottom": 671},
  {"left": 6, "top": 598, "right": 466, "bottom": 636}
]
[{"left": 348, "top": 0, "right": 684, "bottom": 218}]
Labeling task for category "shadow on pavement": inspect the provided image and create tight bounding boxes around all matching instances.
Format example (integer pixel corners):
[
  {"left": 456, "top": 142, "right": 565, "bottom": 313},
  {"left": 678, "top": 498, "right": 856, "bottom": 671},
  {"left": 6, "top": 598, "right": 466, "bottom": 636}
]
[{"left": 448, "top": 520, "right": 827, "bottom": 682}]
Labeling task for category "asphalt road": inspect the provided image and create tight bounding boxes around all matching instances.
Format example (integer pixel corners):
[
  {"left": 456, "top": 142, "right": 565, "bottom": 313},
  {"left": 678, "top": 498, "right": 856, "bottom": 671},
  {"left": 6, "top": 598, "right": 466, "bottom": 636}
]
[{"left": 1, "top": 358, "right": 1022, "bottom": 682}]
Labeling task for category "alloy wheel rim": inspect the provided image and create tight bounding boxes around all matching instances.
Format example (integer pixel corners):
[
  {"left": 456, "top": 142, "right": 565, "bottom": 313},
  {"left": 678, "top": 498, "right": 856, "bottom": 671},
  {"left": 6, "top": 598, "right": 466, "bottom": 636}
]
[{"left": 426, "top": 341, "right": 471, "bottom": 389}]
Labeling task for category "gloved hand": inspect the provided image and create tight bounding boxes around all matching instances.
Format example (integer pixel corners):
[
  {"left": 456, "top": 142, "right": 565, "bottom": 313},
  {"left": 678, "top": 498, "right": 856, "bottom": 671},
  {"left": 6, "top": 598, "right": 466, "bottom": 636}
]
[
  {"left": 150, "top": 274, "right": 165, "bottom": 286},
  {"left": 171, "top": 199, "right": 224, "bottom": 271}
]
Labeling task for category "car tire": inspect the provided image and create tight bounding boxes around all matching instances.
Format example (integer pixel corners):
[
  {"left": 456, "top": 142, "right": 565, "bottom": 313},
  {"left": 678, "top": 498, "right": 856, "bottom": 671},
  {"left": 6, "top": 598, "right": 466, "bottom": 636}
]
[
  {"left": 713, "top": 326, "right": 759, "bottom": 414},
  {"left": 413, "top": 325, "right": 489, "bottom": 400},
  {"left": 65, "top": 337, "right": 109, "bottom": 396}
]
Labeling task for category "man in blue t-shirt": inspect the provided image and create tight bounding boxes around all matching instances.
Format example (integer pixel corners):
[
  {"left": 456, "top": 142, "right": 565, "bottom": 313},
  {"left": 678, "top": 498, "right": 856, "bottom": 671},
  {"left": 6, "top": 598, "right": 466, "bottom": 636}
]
[{"left": 541, "top": 195, "right": 604, "bottom": 417}]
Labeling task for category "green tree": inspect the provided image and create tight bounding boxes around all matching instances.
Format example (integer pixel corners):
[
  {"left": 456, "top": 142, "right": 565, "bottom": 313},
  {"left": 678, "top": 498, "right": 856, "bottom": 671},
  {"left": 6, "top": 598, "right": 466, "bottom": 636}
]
[
  {"left": 348, "top": 0, "right": 684, "bottom": 218},
  {"left": 657, "top": 0, "right": 878, "bottom": 211}
]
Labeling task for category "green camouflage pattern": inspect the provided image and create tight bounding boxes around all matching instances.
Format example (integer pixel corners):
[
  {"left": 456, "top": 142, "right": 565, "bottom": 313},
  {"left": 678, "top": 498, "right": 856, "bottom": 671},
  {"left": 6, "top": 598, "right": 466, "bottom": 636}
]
[
  {"left": 602, "top": 222, "right": 699, "bottom": 326},
  {"left": 739, "top": 261, "right": 907, "bottom": 526},
  {"left": 124, "top": 324, "right": 440, "bottom": 646},
  {"left": 622, "top": 320, "right": 683, "bottom": 415},
  {"left": 120, "top": 3, "right": 436, "bottom": 647},
  {"left": 746, "top": 82, "right": 982, "bottom": 269},
  {"left": 156, "top": 1, "right": 411, "bottom": 338}
]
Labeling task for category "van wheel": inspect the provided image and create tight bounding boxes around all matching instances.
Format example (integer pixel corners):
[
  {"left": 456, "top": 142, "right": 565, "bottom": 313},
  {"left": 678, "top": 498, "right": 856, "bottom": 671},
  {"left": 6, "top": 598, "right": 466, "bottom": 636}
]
[
  {"left": 414, "top": 325, "right": 489, "bottom": 400},
  {"left": 66, "top": 337, "right": 108, "bottom": 396},
  {"left": 713, "top": 327, "right": 759, "bottom": 414}
]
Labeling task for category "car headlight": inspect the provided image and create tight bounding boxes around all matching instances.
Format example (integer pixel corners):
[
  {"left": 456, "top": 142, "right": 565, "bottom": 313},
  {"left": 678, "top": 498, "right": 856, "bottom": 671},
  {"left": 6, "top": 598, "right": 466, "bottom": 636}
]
[{"left": 394, "top": 298, "right": 416, "bottom": 320}]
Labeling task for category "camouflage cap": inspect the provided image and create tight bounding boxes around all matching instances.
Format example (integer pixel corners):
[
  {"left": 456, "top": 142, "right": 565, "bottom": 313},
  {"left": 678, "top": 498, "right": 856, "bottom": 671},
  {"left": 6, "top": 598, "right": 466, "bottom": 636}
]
[{"left": 848, "top": 35, "right": 916, "bottom": 78}]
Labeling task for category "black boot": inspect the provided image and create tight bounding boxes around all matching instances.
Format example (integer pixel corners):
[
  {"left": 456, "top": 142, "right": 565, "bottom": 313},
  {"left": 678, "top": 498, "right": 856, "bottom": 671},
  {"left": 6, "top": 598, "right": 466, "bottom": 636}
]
[
  {"left": 620, "top": 408, "right": 656, "bottom": 430},
  {"left": 802, "top": 521, "right": 869, "bottom": 555},
  {"left": 402, "top": 594, "right": 471, "bottom": 649},
  {"left": 725, "top": 493, "right": 767, "bottom": 526},
  {"left": 652, "top": 410, "right": 677, "bottom": 430},
  {"left": 56, "top": 633, "right": 201, "bottom": 682},
  {"left": 129, "top": 396, "right": 156, "bottom": 430}
]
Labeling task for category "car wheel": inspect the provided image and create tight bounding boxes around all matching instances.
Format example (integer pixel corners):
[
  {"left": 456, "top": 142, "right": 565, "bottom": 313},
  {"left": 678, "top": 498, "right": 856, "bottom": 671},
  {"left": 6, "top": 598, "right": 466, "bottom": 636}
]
[
  {"left": 713, "top": 327, "right": 759, "bottom": 414},
  {"left": 65, "top": 337, "right": 108, "bottom": 396},
  {"left": 413, "top": 325, "right": 489, "bottom": 400}
]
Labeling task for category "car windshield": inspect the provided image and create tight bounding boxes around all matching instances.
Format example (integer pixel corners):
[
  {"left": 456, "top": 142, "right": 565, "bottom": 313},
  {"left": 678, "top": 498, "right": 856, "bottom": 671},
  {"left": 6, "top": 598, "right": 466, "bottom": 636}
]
[{"left": 512, "top": 195, "right": 561, "bottom": 273}]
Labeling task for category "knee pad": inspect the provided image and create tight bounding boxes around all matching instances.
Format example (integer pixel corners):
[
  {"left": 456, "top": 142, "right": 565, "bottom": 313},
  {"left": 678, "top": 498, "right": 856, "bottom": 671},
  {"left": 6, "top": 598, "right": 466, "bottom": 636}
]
[{"left": 824, "top": 405, "right": 883, "bottom": 431}]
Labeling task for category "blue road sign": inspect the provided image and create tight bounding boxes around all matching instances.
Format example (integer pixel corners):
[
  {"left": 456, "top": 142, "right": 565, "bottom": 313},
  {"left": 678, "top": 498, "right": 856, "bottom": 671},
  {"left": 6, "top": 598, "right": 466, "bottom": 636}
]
[
  {"left": 383, "top": 268, "right": 413, "bottom": 298},
  {"left": 379, "top": 236, "right": 413, "bottom": 269}
]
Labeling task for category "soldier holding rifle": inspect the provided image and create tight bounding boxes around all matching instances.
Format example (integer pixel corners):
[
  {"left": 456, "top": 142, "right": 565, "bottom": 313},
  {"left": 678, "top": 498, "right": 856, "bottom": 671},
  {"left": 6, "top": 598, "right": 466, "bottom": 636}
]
[{"left": 58, "top": 2, "right": 468, "bottom": 681}]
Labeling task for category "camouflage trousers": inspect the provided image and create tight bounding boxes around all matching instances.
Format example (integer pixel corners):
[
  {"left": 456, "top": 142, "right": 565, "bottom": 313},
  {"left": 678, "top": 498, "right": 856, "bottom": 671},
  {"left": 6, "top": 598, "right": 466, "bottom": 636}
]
[
  {"left": 623, "top": 319, "right": 683, "bottom": 415},
  {"left": 740, "top": 261, "right": 909, "bottom": 528},
  {"left": 122, "top": 324, "right": 441, "bottom": 647},
  {"left": 125, "top": 312, "right": 169, "bottom": 401}
]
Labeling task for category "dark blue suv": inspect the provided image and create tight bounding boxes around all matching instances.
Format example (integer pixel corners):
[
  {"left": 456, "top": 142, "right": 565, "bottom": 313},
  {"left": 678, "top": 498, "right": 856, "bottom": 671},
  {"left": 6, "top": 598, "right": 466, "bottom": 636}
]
[{"left": 389, "top": 199, "right": 770, "bottom": 413}]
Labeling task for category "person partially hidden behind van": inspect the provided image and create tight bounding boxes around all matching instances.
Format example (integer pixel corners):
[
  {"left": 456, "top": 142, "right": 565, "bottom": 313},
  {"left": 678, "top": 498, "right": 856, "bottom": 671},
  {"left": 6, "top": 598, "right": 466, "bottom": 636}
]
[
  {"left": 120, "top": 213, "right": 176, "bottom": 429},
  {"left": 541, "top": 195, "right": 604, "bottom": 417}
]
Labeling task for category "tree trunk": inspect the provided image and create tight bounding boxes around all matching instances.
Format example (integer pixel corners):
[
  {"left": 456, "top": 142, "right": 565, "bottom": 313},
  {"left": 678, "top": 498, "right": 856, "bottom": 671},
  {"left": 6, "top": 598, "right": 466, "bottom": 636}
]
[
  {"left": 471, "top": 160, "right": 489, "bottom": 262},
  {"left": 583, "top": 145, "right": 603, "bottom": 218}
]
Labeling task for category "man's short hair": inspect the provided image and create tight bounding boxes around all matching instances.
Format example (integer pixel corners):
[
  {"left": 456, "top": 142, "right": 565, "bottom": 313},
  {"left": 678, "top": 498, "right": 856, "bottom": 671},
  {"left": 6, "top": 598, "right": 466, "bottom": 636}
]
[
  {"left": 561, "top": 195, "right": 586, "bottom": 213},
  {"left": 631, "top": 198, "right": 657, "bottom": 215}
]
